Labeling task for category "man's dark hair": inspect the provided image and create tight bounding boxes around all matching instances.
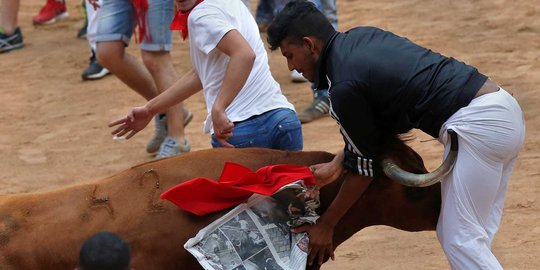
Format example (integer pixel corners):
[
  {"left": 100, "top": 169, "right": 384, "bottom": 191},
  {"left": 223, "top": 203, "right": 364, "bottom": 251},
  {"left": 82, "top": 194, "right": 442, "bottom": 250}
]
[
  {"left": 79, "top": 231, "right": 131, "bottom": 270},
  {"left": 267, "top": 0, "right": 335, "bottom": 51}
]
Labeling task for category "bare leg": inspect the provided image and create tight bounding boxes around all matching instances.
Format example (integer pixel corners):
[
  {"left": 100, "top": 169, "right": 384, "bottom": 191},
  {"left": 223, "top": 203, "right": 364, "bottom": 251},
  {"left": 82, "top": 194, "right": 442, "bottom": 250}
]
[
  {"left": 95, "top": 41, "right": 158, "bottom": 101},
  {"left": 141, "top": 50, "right": 186, "bottom": 144},
  {"left": 1, "top": 0, "right": 20, "bottom": 34}
]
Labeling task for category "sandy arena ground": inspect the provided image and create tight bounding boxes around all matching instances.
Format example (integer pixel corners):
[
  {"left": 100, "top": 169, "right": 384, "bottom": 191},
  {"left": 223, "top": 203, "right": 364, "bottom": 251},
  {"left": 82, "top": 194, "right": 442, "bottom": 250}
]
[{"left": 1, "top": 0, "right": 539, "bottom": 269}]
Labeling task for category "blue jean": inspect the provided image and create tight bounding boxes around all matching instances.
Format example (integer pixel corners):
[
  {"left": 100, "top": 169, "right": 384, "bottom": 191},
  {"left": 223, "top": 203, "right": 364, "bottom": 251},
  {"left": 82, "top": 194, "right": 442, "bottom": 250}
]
[
  {"left": 211, "top": 108, "right": 303, "bottom": 151},
  {"left": 95, "top": 0, "right": 174, "bottom": 51}
]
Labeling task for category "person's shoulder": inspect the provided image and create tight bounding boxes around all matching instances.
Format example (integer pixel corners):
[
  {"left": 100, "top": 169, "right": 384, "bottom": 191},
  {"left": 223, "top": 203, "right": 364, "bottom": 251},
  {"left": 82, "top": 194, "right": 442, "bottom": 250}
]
[
  {"left": 195, "top": 0, "right": 231, "bottom": 11},
  {"left": 344, "top": 26, "right": 384, "bottom": 35},
  {"left": 189, "top": 1, "right": 224, "bottom": 25},
  {"left": 340, "top": 26, "right": 399, "bottom": 45},
  {"left": 191, "top": 0, "right": 220, "bottom": 15}
]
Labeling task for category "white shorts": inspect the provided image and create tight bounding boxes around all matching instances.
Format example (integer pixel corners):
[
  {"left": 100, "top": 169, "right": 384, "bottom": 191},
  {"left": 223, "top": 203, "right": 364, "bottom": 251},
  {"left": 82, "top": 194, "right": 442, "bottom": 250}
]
[{"left": 437, "top": 88, "right": 525, "bottom": 269}]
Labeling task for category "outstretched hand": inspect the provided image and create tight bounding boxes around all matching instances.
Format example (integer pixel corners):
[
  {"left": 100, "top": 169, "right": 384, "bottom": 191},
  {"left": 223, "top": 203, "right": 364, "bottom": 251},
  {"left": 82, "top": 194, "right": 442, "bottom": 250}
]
[
  {"left": 292, "top": 221, "right": 335, "bottom": 266},
  {"left": 109, "top": 106, "right": 153, "bottom": 139}
]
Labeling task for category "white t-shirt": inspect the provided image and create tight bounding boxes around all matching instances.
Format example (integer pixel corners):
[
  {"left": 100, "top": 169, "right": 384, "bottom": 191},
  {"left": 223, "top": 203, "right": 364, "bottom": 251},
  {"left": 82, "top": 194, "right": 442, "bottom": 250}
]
[{"left": 188, "top": 0, "right": 295, "bottom": 134}]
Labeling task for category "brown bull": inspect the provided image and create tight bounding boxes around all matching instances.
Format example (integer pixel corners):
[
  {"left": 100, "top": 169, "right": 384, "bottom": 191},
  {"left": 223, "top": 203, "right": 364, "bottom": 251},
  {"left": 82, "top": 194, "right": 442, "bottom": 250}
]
[{"left": 0, "top": 137, "right": 440, "bottom": 270}]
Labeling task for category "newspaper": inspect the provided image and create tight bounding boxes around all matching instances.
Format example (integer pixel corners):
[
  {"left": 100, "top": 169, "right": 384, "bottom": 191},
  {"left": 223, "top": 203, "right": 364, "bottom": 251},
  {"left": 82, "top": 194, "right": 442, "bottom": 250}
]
[{"left": 184, "top": 180, "right": 320, "bottom": 270}]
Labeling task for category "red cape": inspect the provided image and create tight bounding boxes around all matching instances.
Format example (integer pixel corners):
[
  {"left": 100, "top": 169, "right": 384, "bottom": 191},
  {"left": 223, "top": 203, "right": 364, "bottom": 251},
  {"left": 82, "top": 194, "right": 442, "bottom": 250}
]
[{"left": 160, "top": 162, "right": 315, "bottom": 216}]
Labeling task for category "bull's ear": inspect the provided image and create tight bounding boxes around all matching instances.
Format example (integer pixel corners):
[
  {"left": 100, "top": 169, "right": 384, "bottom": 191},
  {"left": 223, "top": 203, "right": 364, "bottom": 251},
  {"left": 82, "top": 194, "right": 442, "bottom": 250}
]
[{"left": 382, "top": 129, "right": 458, "bottom": 187}]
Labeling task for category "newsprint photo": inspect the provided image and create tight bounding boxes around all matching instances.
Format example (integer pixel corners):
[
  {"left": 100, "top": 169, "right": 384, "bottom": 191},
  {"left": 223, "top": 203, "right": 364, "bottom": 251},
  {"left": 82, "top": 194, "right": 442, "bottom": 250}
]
[{"left": 184, "top": 180, "right": 320, "bottom": 270}]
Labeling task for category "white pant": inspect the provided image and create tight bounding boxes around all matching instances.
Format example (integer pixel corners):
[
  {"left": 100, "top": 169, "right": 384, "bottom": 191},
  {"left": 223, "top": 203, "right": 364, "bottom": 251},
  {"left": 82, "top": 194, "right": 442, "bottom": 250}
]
[
  {"left": 85, "top": 0, "right": 101, "bottom": 51},
  {"left": 437, "top": 88, "right": 525, "bottom": 269}
]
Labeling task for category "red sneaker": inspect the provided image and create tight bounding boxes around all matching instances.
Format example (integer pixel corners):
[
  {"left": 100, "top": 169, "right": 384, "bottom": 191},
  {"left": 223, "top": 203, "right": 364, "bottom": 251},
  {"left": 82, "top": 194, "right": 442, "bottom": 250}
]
[{"left": 32, "top": 0, "right": 69, "bottom": 25}]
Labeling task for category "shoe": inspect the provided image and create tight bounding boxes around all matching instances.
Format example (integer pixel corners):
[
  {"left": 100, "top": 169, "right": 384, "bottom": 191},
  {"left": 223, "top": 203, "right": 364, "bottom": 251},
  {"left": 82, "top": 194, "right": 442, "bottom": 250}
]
[
  {"left": 0, "top": 28, "right": 24, "bottom": 53},
  {"left": 32, "top": 0, "right": 69, "bottom": 25},
  {"left": 291, "top": 70, "right": 308, "bottom": 83},
  {"left": 146, "top": 109, "right": 194, "bottom": 153},
  {"left": 77, "top": 24, "right": 87, "bottom": 39},
  {"left": 146, "top": 115, "right": 168, "bottom": 153},
  {"left": 82, "top": 51, "right": 110, "bottom": 80},
  {"left": 297, "top": 95, "right": 330, "bottom": 124},
  {"left": 156, "top": 137, "right": 191, "bottom": 159}
]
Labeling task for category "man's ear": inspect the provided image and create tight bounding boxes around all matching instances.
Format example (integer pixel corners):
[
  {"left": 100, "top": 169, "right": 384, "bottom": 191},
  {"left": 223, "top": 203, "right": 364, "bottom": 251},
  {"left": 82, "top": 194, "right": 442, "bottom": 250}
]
[
  {"left": 302, "top": 37, "right": 315, "bottom": 52},
  {"left": 302, "top": 36, "right": 321, "bottom": 55}
]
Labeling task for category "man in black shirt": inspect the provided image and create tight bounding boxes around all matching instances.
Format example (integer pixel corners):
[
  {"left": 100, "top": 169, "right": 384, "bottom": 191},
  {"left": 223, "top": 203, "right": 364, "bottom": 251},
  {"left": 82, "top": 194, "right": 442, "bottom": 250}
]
[{"left": 267, "top": 1, "right": 525, "bottom": 269}]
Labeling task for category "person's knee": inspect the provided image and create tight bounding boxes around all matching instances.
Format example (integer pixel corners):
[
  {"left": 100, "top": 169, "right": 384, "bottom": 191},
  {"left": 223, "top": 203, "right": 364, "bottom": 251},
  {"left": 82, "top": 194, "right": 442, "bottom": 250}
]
[
  {"left": 141, "top": 51, "right": 171, "bottom": 74},
  {"left": 439, "top": 233, "right": 489, "bottom": 258},
  {"left": 440, "top": 236, "right": 462, "bottom": 255},
  {"left": 96, "top": 41, "right": 124, "bottom": 69},
  {"left": 439, "top": 235, "right": 501, "bottom": 269}
]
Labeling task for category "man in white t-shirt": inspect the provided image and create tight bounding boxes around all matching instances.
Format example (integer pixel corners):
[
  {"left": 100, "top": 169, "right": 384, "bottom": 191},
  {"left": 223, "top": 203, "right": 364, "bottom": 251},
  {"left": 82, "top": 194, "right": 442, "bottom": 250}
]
[{"left": 109, "top": 0, "right": 302, "bottom": 151}]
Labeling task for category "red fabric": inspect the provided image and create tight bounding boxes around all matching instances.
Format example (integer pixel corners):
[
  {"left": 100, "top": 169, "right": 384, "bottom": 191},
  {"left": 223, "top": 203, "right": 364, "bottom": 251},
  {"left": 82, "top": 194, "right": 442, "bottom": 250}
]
[
  {"left": 131, "top": 0, "right": 151, "bottom": 43},
  {"left": 170, "top": 0, "right": 204, "bottom": 40},
  {"left": 160, "top": 162, "right": 315, "bottom": 216}
]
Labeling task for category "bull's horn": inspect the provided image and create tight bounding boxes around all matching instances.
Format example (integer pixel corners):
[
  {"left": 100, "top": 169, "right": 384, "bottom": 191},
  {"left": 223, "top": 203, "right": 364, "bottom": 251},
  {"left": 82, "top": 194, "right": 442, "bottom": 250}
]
[{"left": 382, "top": 129, "right": 458, "bottom": 187}]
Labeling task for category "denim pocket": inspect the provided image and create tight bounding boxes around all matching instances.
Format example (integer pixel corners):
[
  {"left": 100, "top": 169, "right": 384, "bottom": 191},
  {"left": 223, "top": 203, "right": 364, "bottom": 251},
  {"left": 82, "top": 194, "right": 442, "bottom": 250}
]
[
  {"left": 276, "top": 121, "right": 303, "bottom": 151},
  {"left": 277, "top": 119, "right": 302, "bottom": 132},
  {"left": 227, "top": 124, "right": 269, "bottom": 148},
  {"left": 211, "top": 123, "right": 269, "bottom": 148}
]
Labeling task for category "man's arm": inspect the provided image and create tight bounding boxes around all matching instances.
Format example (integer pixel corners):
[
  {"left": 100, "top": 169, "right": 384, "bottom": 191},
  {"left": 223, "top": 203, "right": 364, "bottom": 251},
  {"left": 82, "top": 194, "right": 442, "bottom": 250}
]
[
  {"left": 293, "top": 172, "right": 372, "bottom": 266},
  {"left": 296, "top": 81, "right": 379, "bottom": 265},
  {"left": 109, "top": 69, "right": 202, "bottom": 139},
  {"left": 310, "top": 150, "right": 345, "bottom": 186},
  {"left": 330, "top": 81, "right": 380, "bottom": 177},
  {"left": 211, "top": 29, "right": 256, "bottom": 147},
  {"left": 146, "top": 69, "right": 203, "bottom": 115}
]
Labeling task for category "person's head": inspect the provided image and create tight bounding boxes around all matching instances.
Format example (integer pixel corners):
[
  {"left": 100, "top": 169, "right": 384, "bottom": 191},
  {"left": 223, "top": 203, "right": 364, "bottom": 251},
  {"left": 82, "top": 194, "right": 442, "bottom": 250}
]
[
  {"left": 78, "top": 232, "right": 131, "bottom": 270},
  {"left": 267, "top": 0, "right": 335, "bottom": 81},
  {"left": 175, "top": 0, "right": 200, "bottom": 12}
]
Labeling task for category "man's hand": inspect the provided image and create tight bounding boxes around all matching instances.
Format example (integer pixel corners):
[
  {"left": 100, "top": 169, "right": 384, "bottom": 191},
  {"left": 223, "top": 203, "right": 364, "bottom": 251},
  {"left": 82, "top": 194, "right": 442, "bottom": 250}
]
[
  {"left": 109, "top": 106, "right": 153, "bottom": 139},
  {"left": 88, "top": 0, "right": 100, "bottom": 10},
  {"left": 310, "top": 150, "right": 346, "bottom": 186},
  {"left": 292, "top": 220, "right": 335, "bottom": 266},
  {"left": 310, "top": 161, "right": 345, "bottom": 187},
  {"left": 211, "top": 109, "right": 234, "bottom": 147}
]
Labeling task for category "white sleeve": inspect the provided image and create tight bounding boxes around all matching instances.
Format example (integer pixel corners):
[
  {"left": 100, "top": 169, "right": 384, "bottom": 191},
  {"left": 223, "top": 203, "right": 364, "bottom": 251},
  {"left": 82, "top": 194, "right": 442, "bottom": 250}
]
[{"left": 189, "top": 7, "right": 234, "bottom": 55}]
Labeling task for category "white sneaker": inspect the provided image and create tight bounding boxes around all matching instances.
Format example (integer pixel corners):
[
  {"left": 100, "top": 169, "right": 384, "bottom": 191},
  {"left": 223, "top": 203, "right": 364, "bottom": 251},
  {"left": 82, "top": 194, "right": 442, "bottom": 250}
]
[
  {"left": 146, "top": 115, "right": 167, "bottom": 153},
  {"left": 145, "top": 109, "right": 193, "bottom": 153},
  {"left": 156, "top": 137, "right": 191, "bottom": 159},
  {"left": 291, "top": 70, "right": 308, "bottom": 83}
]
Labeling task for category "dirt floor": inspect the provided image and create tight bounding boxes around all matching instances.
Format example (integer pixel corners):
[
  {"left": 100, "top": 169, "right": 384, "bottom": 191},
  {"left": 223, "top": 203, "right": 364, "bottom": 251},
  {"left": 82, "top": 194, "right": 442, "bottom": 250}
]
[{"left": 1, "top": 0, "right": 539, "bottom": 269}]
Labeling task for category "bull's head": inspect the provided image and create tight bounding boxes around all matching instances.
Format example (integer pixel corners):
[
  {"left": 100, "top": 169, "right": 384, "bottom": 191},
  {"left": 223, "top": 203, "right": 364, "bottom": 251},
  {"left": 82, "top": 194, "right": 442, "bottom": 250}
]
[{"left": 382, "top": 129, "right": 458, "bottom": 187}]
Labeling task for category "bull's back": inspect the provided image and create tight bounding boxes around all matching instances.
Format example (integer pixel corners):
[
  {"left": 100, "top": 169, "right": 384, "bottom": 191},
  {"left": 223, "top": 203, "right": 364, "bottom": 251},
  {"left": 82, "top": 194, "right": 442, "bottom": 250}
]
[{"left": 0, "top": 148, "right": 334, "bottom": 269}]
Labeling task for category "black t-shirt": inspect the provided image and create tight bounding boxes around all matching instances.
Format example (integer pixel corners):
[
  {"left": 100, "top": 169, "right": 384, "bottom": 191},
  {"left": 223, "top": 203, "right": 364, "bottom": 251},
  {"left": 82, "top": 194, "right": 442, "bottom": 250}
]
[{"left": 314, "top": 27, "right": 487, "bottom": 177}]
